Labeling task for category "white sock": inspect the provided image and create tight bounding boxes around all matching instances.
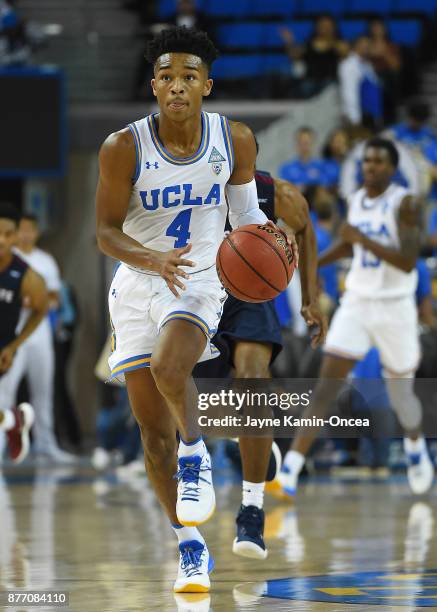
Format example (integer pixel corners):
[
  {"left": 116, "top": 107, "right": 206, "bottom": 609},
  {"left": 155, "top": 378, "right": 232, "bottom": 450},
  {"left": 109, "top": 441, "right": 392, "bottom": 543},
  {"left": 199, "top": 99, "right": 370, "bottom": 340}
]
[
  {"left": 172, "top": 523, "right": 204, "bottom": 544},
  {"left": 0, "top": 410, "right": 15, "bottom": 432},
  {"left": 404, "top": 436, "right": 426, "bottom": 455},
  {"left": 178, "top": 436, "right": 206, "bottom": 458},
  {"left": 242, "top": 480, "right": 265, "bottom": 509},
  {"left": 283, "top": 450, "right": 305, "bottom": 474}
]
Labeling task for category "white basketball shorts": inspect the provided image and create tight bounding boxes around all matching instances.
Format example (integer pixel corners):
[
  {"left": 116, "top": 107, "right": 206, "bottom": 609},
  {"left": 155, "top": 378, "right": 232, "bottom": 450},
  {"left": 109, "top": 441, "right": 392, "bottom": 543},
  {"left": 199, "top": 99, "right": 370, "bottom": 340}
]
[
  {"left": 324, "top": 292, "right": 421, "bottom": 375},
  {"left": 108, "top": 264, "right": 226, "bottom": 381}
]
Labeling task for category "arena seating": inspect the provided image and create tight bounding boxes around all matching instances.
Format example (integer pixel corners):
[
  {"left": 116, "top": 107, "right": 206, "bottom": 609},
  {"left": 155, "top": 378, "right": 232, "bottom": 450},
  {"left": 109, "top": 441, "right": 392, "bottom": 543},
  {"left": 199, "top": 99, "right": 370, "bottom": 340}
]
[
  {"left": 216, "top": 20, "right": 422, "bottom": 51},
  {"left": 155, "top": 0, "right": 434, "bottom": 88},
  {"left": 157, "top": 0, "right": 437, "bottom": 19}
]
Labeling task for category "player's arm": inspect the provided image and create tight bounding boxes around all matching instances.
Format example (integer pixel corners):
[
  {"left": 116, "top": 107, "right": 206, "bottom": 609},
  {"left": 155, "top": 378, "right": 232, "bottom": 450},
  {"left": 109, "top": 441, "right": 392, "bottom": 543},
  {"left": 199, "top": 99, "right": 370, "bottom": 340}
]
[
  {"left": 96, "top": 130, "right": 194, "bottom": 297},
  {"left": 274, "top": 178, "right": 327, "bottom": 345},
  {"left": 226, "top": 122, "right": 269, "bottom": 227},
  {"left": 318, "top": 241, "right": 353, "bottom": 267},
  {"left": 0, "top": 269, "right": 48, "bottom": 373},
  {"left": 418, "top": 295, "right": 437, "bottom": 329},
  {"left": 45, "top": 254, "right": 61, "bottom": 309},
  {"left": 340, "top": 195, "right": 421, "bottom": 273}
]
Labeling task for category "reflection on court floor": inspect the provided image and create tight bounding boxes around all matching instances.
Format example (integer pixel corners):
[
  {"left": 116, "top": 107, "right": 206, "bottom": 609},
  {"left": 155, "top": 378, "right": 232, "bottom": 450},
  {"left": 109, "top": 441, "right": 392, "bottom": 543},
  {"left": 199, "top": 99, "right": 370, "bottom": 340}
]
[
  {"left": 0, "top": 468, "right": 436, "bottom": 611},
  {"left": 256, "top": 569, "right": 437, "bottom": 607}
]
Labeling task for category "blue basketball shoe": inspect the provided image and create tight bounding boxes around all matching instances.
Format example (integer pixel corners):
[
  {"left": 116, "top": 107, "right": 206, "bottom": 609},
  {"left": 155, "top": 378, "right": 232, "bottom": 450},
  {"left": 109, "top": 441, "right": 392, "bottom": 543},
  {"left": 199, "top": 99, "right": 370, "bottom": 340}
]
[
  {"left": 173, "top": 540, "right": 214, "bottom": 593},
  {"left": 175, "top": 453, "right": 216, "bottom": 526},
  {"left": 404, "top": 437, "right": 435, "bottom": 495}
]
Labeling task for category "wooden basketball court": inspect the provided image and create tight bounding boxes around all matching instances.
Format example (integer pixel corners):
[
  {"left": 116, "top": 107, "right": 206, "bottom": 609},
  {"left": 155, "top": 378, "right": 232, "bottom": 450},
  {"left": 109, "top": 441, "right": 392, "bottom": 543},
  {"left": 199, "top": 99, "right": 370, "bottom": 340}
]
[{"left": 1, "top": 467, "right": 436, "bottom": 611}]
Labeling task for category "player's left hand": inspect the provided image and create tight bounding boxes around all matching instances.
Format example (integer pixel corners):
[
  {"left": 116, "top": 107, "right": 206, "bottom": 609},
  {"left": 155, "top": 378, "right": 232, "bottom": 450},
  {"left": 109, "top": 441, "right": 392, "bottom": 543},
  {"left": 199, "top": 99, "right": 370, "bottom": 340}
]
[
  {"left": 339, "top": 222, "right": 363, "bottom": 245},
  {"left": 265, "top": 220, "right": 299, "bottom": 268},
  {"left": 0, "top": 345, "right": 16, "bottom": 373},
  {"left": 301, "top": 302, "right": 327, "bottom": 347}
]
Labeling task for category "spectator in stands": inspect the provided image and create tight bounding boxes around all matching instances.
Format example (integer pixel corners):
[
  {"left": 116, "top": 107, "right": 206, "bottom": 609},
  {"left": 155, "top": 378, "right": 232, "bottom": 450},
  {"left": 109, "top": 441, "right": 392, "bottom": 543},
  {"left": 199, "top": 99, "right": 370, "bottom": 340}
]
[
  {"left": 280, "top": 15, "right": 348, "bottom": 98},
  {"left": 390, "top": 102, "right": 437, "bottom": 202},
  {"left": 175, "top": 0, "right": 197, "bottom": 26},
  {"left": 426, "top": 208, "right": 437, "bottom": 255},
  {"left": 391, "top": 102, "right": 436, "bottom": 150},
  {"left": 322, "top": 128, "right": 351, "bottom": 190},
  {"left": 368, "top": 18, "right": 402, "bottom": 125},
  {"left": 306, "top": 185, "right": 340, "bottom": 309},
  {"left": 153, "top": 0, "right": 216, "bottom": 43},
  {"left": 0, "top": 0, "right": 30, "bottom": 66},
  {"left": 338, "top": 36, "right": 382, "bottom": 129},
  {"left": 416, "top": 258, "right": 437, "bottom": 330},
  {"left": 416, "top": 258, "right": 437, "bottom": 378},
  {"left": 279, "top": 127, "right": 339, "bottom": 190}
]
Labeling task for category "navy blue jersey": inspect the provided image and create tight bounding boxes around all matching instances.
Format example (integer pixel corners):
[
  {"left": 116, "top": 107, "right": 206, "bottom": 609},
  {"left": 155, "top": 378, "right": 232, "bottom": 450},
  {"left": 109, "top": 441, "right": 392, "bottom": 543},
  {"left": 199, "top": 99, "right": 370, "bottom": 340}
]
[
  {"left": 255, "top": 170, "right": 277, "bottom": 223},
  {"left": 0, "top": 254, "right": 28, "bottom": 349}
]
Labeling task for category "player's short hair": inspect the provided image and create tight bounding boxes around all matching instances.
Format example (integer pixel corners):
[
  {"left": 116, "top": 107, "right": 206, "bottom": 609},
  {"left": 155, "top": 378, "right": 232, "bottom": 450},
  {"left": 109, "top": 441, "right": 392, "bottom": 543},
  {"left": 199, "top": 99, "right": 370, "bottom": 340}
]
[
  {"left": 296, "top": 126, "right": 314, "bottom": 136},
  {"left": 407, "top": 101, "right": 430, "bottom": 123},
  {"left": 146, "top": 26, "right": 219, "bottom": 70},
  {"left": 0, "top": 202, "right": 21, "bottom": 225},
  {"left": 365, "top": 137, "right": 399, "bottom": 168},
  {"left": 21, "top": 213, "right": 38, "bottom": 225}
]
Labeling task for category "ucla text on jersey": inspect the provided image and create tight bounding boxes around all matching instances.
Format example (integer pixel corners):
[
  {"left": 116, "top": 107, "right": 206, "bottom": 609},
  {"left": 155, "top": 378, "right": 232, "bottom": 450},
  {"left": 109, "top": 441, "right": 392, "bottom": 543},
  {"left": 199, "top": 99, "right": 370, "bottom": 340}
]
[{"left": 139, "top": 183, "right": 221, "bottom": 210}]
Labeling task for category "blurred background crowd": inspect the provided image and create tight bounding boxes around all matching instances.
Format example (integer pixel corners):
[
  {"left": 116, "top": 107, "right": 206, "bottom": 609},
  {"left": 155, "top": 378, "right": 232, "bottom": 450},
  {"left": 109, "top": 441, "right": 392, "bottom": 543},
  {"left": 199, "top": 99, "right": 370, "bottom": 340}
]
[{"left": 2, "top": 0, "right": 437, "bottom": 478}]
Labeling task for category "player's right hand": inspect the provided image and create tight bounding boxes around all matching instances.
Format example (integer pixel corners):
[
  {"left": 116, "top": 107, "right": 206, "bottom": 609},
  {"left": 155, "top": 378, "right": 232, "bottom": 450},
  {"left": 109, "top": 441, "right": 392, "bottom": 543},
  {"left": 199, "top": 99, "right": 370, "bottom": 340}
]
[
  {"left": 153, "top": 244, "right": 196, "bottom": 298},
  {"left": 0, "top": 345, "right": 16, "bottom": 373}
]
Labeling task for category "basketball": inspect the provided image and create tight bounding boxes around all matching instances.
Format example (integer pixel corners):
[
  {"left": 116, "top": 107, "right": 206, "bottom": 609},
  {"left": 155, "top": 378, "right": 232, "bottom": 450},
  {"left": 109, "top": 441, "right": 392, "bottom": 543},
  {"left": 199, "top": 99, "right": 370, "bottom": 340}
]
[{"left": 216, "top": 224, "right": 295, "bottom": 303}]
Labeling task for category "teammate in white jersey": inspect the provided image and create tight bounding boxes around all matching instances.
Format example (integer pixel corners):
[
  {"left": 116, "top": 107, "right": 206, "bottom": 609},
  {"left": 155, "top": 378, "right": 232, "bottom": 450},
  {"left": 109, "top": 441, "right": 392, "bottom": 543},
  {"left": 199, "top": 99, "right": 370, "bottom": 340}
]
[
  {"left": 273, "top": 138, "right": 434, "bottom": 498},
  {"left": 2, "top": 214, "right": 75, "bottom": 464},
  {"left": 96, "top": 27, "right": 285, "bottom": 593}
]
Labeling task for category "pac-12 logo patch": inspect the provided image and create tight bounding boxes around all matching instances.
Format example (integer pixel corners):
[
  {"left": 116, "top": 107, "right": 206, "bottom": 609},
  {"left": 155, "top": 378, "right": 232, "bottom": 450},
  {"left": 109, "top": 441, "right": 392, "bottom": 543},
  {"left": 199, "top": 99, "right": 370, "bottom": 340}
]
[{"left": 208, "top": 146, "right": 226, "bottom": 175}]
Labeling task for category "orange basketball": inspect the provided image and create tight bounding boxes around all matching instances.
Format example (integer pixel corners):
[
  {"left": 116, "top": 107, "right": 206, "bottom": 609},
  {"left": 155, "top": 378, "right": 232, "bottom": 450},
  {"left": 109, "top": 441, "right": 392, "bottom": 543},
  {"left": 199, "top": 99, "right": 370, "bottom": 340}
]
[{"left": 216, "top": 224, "right": 295, "bottom": 303}]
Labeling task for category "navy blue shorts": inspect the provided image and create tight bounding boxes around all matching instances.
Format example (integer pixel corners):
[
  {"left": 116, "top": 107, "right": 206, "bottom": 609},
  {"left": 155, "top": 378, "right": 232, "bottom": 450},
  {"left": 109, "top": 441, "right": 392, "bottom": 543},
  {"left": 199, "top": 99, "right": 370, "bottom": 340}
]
[{"left": 194, "top": 294, "right": 283, "bottom": 378}]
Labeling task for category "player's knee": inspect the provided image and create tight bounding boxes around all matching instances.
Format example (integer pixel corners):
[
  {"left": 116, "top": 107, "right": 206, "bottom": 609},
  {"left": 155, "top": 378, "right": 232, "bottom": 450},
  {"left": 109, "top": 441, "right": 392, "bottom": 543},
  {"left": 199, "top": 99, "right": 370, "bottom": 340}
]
[
  {"left": 384, "top": 376, "right": 422, "bottom": 432},
  {"left": 234, "top": 364, "right": 269, "bottom": 379},
  {"left": 311, "top": 377, "right": 342, "bottom": 408},
  {"left": 150, "top": 357, "right": 187, "bottom": 397},
  {"left": 142, "top": 429, "right": 176, "bottom": 467},
  {"left": 234, "top": 343, "right": 272, "bottom": 379}
]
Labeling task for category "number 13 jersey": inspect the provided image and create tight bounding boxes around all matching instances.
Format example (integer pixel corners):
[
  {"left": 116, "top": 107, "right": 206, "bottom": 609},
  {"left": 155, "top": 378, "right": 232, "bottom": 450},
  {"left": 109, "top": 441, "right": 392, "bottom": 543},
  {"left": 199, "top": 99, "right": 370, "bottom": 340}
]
[
  {"left": 124, "top": 111, "right": 233, "bottom": 274},
  {"left": 345, "top": 183, "right": 418, "bottom": 299}
]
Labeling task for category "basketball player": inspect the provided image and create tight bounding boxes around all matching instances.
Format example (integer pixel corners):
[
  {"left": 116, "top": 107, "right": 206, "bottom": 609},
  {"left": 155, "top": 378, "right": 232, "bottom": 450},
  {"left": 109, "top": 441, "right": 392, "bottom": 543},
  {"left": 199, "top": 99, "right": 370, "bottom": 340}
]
[
  {"left": 6, "top": 214, "right": 74, "bottom": 463},
  {"left": 194, "top": 167, "right": 326, "bottom": 560},
  {"left": 276, "top": 138, "right": 435, "bottom": 498},
  {"left": 96, "top": 27, "right": 285, "bottom": 592},
  {"left": 0, "top": 203, "right": 48, "bottom": 463}
]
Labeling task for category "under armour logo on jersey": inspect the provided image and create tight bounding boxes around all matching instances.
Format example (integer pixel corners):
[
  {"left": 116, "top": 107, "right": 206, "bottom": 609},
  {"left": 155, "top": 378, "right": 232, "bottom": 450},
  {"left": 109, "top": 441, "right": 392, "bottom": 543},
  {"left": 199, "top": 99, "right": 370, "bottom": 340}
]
[
  {"left": 208, "top": 147, "right": 226, "bottom": 163},
  {"left": 9, "top": 270, "right": 21, "bottom": 278},
  {"left": 111, "top": 288, "right": 117, "bottom": 298},
  {"left": 145, "top": 161, "right": 159, "bottom": 170}
]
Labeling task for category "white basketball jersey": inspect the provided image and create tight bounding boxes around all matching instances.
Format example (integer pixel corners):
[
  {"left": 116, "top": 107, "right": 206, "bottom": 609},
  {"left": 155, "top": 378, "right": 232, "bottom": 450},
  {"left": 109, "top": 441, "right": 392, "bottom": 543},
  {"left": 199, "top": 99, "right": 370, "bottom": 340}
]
[
  {"left": 345, "top": 183, "right": 418, "bottom": 298},
  {"left": 123, "top": 111, "right": 233, "bottom": 274}
]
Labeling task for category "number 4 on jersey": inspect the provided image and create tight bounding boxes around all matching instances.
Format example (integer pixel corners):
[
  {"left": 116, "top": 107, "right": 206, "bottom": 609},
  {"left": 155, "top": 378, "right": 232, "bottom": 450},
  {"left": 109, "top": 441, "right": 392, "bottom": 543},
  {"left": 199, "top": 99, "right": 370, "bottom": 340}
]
[{"left": 166, "top": 208, "right": 192, "bottom": 248}]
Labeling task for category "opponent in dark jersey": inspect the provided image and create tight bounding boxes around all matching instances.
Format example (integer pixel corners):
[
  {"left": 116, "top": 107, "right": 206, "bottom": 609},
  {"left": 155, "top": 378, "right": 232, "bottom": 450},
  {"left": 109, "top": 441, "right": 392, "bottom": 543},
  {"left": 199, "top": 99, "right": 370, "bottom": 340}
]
[
  {"left": 0, "top": 254, "right": 29, "bottom": 350},
  {"left": 195, "top": 169, "right": 326, "bottom": 559},
  {"left": 0, "top": 203, "right": 48, "bottom": 463}
]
